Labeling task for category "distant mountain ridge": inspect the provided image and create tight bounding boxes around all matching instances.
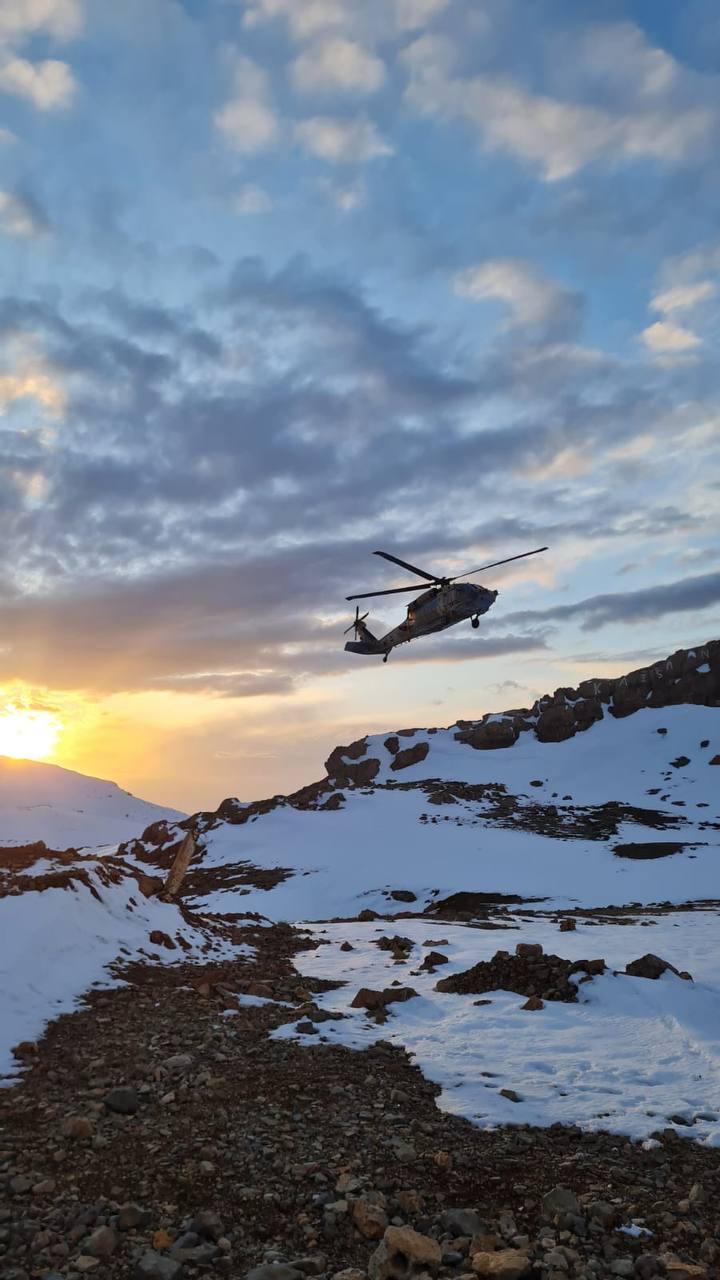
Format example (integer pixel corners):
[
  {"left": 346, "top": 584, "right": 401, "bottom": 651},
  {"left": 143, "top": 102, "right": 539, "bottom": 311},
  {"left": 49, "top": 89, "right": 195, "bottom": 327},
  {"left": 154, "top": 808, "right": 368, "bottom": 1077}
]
[{"left": 0, "top": 755, "right": 184, "bottom": 850}]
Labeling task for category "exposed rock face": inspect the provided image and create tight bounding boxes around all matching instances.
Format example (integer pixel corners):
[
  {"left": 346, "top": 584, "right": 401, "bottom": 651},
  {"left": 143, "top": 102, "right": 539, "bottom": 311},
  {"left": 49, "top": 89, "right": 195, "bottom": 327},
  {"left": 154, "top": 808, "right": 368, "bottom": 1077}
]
[
  {"left": 390, "top": 741, "right": 429, "bottom": 771},
  {"left": 456, "top": 640, "right": 719, "bottom": 748},
  {"left": 325, "top": 740, "right": 381, "bottom": 787}
]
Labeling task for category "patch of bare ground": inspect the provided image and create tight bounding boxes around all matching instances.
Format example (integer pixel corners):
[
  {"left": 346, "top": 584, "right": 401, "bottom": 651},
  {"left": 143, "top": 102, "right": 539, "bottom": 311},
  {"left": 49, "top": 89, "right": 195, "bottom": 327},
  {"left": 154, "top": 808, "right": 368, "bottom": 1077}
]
[{"left": 2, "top": 924, "right": 720, "bottom": 1280}]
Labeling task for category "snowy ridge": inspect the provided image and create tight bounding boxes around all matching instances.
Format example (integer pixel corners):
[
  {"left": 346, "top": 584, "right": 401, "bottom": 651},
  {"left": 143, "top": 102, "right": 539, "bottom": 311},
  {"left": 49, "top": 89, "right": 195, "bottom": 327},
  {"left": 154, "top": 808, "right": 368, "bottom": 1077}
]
[
  {"left": 159, "top": 639, "right": 720, "bottom": 1147},
  {"left": 0, "top": 755, "right": 184, "bottom": 850}
]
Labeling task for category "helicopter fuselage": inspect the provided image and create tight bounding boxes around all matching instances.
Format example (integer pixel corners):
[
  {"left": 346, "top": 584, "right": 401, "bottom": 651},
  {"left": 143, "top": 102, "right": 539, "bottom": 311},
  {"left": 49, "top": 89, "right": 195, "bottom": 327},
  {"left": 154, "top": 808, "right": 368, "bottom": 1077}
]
[{"left": 345, "top": 581, "right": 497, "bottom": 658}]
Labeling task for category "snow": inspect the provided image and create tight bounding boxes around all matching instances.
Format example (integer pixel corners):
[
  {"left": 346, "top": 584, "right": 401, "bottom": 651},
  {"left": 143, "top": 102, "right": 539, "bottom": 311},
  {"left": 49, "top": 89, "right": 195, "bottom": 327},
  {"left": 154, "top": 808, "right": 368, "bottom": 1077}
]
[
  {"left": 0, "top": 861, "right": 251, "bottom": 1082},
  {"left": 195, "top": 706, "right": 719, "bottom": 921},
  {"left": 0, "top": 756, "right": 184, "bottom": 849},
  {"left": 194, "top": 701, "right": 720, "bottom": 1147},
  {"left": 275, "top": 910, "right": 720, "bottom": 1147},
  {"left": 2, "top": 698, "right": 720, "bottom": 1151}
]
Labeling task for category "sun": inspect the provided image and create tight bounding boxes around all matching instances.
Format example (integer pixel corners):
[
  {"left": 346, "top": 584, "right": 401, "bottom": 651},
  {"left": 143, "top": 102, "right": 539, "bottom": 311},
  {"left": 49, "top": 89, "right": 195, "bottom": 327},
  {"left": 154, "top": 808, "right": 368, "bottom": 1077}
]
[{"left": 0, "top": 703, "right": 62, "bottom": 761}]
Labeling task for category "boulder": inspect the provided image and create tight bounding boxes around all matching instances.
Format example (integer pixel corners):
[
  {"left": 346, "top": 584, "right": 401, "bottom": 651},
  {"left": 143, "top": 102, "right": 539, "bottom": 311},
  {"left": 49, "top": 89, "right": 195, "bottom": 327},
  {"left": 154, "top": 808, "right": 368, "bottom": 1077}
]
[
  {"left": 542, "top": 1186, "right": 581, "bottom": 1217},
  {"left": 133, "top": 1254, "right": 184, "bottom": 1280},
  {"left": 625, "top": 953, "right": 690, "bottom": 980},
  {"left": 103, "top": 1086, "right": 140, "bottom": 1115},
  {"left": 368, "top": 1225, "right": 441, "bottom": 1278},
  {"left": 352, "top": 1197, "right": 388, "bottom": 1239},
  {"left": 471, "top": 1249, "right": 531, "bottom": 1278},
  {"left": 390, "top": 742, "right": 429, "bottom": 771}
]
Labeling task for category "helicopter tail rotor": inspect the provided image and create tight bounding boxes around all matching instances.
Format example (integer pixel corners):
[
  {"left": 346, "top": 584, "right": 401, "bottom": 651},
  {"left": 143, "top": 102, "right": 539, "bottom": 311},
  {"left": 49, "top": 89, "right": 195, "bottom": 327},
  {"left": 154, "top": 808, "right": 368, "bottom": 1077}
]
[{"left": 344, "top": 606, "right": 369, "bottom": 637}]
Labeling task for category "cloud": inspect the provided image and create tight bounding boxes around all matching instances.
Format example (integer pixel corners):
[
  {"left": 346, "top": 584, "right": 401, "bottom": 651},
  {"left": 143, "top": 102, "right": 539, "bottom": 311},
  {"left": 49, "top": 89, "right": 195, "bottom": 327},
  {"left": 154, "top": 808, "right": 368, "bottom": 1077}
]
[
  {"left": 402, "top": 24, "right": 718, "bottom": 181},
  {"left": 242, "top": 0, "right": 350, "bottom": 40},
  {"left": 233, "top": 184, "right": 273, "bottom": 215},
  {"left": 640, "top": 320, "right": 701, "bottom": 354},
  {"left": 292, "top": 37, "right": 385, "bottom": 95},
  {"left": 214, "top": 55, "right": 278, "bottom": 152},
  {"left": 454, "top": 258, "right": 582, "bottom": 339},
  {"left": 651, "top": 281, "right": 716, "bottom": 314},
  {"left": 0, "top": 189, "right": 50, "bottom": 238},
  {"left": 0, "top": 0, "right": 83, "bottom": 41},
  {"left": 394, "top": 0, "right": 450, "bottom": 31},
  {"left": 0, "top": 55, "right": 76, "bottom": 109},
  {"left": 507, "top": 570, "right": 720, "bottom": 632},
  {"left": 295, "top": 115, "right": 392, "bottom": 162}
]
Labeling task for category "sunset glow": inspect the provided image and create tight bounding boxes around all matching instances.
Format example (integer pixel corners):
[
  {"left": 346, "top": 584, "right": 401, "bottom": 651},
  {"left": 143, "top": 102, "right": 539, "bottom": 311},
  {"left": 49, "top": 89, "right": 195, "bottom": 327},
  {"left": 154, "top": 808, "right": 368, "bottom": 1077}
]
[{"left": 0, "top": 704, "right": 62, "bottom": 762}]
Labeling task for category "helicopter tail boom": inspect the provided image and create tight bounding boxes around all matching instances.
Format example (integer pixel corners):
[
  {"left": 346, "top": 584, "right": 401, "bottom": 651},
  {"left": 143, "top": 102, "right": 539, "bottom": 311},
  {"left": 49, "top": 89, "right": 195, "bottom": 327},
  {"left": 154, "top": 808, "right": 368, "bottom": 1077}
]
[{"left": 344, "top": 615, "right": 386, "bottom": 655}]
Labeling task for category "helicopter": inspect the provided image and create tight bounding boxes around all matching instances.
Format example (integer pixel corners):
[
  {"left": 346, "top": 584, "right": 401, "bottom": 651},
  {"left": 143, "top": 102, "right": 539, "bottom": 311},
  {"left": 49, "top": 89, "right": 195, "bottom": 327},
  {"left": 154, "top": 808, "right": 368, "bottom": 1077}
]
[{"left": 344, "top": 546, "right": 548, "bottom": 662}]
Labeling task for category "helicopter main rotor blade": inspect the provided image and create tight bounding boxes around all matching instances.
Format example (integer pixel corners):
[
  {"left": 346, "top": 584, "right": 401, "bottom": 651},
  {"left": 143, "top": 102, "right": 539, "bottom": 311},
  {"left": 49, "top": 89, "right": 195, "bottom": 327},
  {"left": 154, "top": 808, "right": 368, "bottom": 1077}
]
[
  {"left": 449, "top": 546, "right": 549, "bottom": 581},
  {"left": 347, "top": 583, "right": 431, "bottom": 601},
  {"left": 373, "top": 550, "right": 438, "bottom": 582}
]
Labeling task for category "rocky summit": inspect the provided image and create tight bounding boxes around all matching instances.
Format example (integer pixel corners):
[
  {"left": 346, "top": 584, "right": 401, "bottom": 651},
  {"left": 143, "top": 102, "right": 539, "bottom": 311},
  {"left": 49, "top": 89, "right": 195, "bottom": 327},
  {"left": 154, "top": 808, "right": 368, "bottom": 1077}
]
[{"left": 1, "top": 640, "right": 720, "bottom": 1280}]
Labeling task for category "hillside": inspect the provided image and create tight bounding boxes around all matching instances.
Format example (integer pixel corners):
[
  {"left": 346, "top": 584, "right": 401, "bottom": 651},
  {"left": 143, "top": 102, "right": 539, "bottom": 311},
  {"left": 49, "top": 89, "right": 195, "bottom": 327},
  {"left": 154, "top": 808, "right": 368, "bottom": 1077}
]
[
  {"left": 0, "top": 755, "right": 184, "bottom": 849},
  {"left": 2, "top": 640, "right": 720, "bottom": 1279}
]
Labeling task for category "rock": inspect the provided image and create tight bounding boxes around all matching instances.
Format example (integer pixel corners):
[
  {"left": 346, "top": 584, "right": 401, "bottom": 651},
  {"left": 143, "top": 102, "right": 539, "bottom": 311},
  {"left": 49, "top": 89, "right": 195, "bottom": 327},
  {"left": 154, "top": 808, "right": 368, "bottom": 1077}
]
[
  {"left": 625, "top": 954, "right": 688, "bottom": 980},
  {"left": 85, "top": 1225, "right": 118, "bottom": 1258},
  {"left": 634, "top": 1257, "right": 661, "bottom": 1280},
  {"left": 390, "top": 742, "right": 429, "bottom": 771},
  {"left": 441, "top": 1208, "right": 485, "bottom": 1237},
  {"left": 384, "top": 736, "right": 400, "bottom": 755},
  {"left": 587, "top": 1201, "right": 616, "bottom": 1227},
  {"left": 104, "top": 1086, "right": 140, "bottom": 1114},
  {"left": 350, "top": 987, "right": 418, "bottom": 1010},
  {"left": 515, "top": 943, "right": 543, "bottom": 958},
  {"left": 61, "top": 1114, "right": 93, "bottom": 1139},
  {"left": 333, "top": 1272, "right": 367, "bottom": 1280},
  {"left": 352, "top": 1197, "right": 388, "bottom": 1239},
  {"left": 133, "top": 1255, "right": 184, "bottom": 1280},
  {"left": 559, "top": 919, "right": 576, "bottom": 932},
  {"left": 500, "top": 1089, "right": 522, "bottom": 1103},
  {"left": 75, "top": 1257, "right": 101, "bottom": 1273},
  {"left": 521, "top": 996, "right": 544, "bottom": 1010},
  {"left": 118, "top": 1203, "right": 150, "bottom": 1230},
  {"left": 421, "top": 951, "right": 449, "bottom": 970},
  {"left": 340, "top": 941, "right": 354, "bottom": 951},
  {"left": 542, "top": 1187, "right": 581, "bottom": 1217},
  {"left": 164, "top": 1054, "right": 194, "bottom": 1074},
  {"left": 369, "top": 1225, "right": 441, "bottom": 1278},
  {"left": 246, "top": 1268, "right": 304, "bottom": 1280},
  {"left": 190, "top": 1210, "right": 225, "bottom": 1240},
  {"left": 389, "top": 889, "right": 417, "bottom": 903},
  {"left": 471, "top": 1249, "right": 531, "bottom": 1278}
]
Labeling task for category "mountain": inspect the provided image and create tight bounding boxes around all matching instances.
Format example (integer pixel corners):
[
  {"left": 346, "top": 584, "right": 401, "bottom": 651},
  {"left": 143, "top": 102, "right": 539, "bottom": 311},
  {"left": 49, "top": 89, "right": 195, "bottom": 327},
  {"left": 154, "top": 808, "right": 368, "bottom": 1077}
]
[
  {"left": 2, "top": 641, "right": 720, "bottom": 1279},
  {"left": 3, "top": 640, "right": 720, "bottom": 1143},
  {"left": 124, "top": 638, "right": 720, "bottom": 1147},
  {"left": 0, "top": 755, "right": 184, "bottom": 850}
]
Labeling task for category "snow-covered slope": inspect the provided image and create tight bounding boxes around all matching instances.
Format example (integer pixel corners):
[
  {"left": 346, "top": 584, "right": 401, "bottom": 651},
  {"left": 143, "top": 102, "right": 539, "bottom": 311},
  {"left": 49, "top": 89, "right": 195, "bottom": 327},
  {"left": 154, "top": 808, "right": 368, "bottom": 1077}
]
[
  {"left": 0, "top": 756, "right": 184, "bottom": 849},
  {"left": 137, "top": 638, "right": 718, "bottom": 1147},
  {"left": 4, "top": 641, "right": 720, "bottom": 1148},
  {"left": 190, "top": 704, "right": 719, "bottom": 920}
]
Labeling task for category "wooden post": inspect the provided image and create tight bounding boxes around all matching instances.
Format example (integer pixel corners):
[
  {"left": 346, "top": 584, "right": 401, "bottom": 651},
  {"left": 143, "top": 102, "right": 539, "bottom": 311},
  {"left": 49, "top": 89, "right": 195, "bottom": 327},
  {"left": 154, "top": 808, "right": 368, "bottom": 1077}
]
[{"left": 162, "top": 832, "right": 195, "bottom": 899}]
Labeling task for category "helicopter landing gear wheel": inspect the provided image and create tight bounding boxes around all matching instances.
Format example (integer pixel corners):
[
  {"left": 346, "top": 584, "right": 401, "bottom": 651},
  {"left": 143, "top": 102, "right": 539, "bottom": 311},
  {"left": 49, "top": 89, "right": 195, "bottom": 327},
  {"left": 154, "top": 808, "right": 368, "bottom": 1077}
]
[{"left": 471, "top": 615, "right": 480, "bottom": 629}]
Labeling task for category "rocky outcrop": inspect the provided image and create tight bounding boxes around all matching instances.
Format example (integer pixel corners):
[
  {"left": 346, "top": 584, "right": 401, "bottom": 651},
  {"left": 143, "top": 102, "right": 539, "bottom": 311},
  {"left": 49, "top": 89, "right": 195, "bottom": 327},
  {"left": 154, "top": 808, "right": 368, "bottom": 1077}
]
[
  {"left": 435, "top": 945, "right": 605, "bottom": 1002},
  {"left": 390, "top": 742, "right": 429, "bottom": 771},
  {"left": 456, "top": 639, "right": 719, "bottom": 749},
  {"left": 325, "top": 739, "right": 381, "bottom": 787},
  {"left": 171, "top": 639, "right": 718, "bottom": 838}
]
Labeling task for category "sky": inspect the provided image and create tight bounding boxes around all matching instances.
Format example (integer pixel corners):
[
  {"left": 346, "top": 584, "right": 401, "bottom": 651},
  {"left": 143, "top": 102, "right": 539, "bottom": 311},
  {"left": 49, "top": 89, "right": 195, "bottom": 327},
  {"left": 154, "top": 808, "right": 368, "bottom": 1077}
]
[{"left": 0, "top": 0, "right": 719, "bottom": 812}]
